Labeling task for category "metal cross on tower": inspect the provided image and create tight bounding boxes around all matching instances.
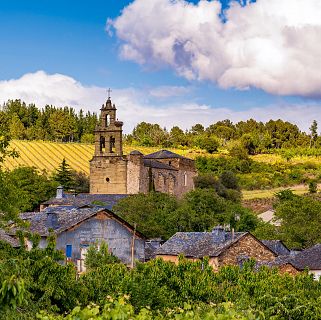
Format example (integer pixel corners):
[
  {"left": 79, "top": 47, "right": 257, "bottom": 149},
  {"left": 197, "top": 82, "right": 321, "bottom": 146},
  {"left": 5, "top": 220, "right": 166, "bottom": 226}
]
[{"left": 107, "top": 88, "right": 112, "bottom": 99}]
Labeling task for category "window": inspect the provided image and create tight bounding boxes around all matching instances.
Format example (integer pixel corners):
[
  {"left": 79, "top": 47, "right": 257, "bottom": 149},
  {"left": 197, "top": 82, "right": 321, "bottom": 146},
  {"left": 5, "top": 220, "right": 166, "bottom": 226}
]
[
  {"left": 184, "top": 172, "right": 187, "bottom": 186},
  {"left": 106, "top": 114, "right": 110, "bottom": 127},
  {"left": 66, "top": 244, "right": 72, "bottom": 258}
]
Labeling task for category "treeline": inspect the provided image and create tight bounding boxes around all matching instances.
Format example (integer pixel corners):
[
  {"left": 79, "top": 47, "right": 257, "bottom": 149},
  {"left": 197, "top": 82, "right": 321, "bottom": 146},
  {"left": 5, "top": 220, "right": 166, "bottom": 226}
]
[
  {"left": 2, "top": 100, "right": 320, "bottom": 154},
  {"left": 0, "top": 100, "right": 98, "bottom": 142},
  {"left": 126, "top": 119, "right": 317, "bottom": 153}
]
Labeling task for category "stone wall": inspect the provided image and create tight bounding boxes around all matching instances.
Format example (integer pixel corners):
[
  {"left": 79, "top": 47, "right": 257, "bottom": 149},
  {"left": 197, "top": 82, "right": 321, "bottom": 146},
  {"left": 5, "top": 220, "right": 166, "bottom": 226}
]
[
  {"left": 219, "top": 234, "right": 276, "bottom": 267},
  {"left": 90, "top": 156, "right": 127, "bottom": 194}
]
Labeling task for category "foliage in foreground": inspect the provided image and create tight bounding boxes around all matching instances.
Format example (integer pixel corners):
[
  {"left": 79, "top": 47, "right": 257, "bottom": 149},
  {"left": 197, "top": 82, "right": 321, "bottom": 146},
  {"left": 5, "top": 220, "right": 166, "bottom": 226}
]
[
  {"left": 2, "top": 238, "right": 321, "bottom": 320},
  {"left": 37, "top": 297, "right": 258, "bottom": 320}
]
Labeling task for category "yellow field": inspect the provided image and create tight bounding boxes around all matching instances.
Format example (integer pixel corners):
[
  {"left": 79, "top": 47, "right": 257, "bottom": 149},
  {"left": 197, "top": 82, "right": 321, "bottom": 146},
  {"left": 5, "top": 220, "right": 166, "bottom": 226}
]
[{"left": 3, "top": 140, "right": 207, "bottom": 174}]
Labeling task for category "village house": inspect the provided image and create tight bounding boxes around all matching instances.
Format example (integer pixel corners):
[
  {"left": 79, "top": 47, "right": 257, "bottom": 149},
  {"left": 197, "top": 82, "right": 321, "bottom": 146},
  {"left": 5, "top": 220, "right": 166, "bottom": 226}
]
[
  {"left": 11, "top": 205, "right": 146, "bottom": 271},
  {"left": 155, "top": 226, "right": 278, "bottom": 271},
  {"left": 290, "top": 244, "right": 321, "bottom": 279}
]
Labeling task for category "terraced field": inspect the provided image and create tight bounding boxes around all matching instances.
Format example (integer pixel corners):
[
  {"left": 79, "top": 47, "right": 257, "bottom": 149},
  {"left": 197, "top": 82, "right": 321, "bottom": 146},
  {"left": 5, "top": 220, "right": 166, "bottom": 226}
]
[{"left": 3, "top": 140, "right": 205, "bottom": 174}]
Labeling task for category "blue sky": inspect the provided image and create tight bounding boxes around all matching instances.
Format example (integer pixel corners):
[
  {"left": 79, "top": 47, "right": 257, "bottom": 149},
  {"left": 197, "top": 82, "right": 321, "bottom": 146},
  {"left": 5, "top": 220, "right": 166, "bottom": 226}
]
[{"left": 0, "top": 0, "right": 320, "bottom": 131}]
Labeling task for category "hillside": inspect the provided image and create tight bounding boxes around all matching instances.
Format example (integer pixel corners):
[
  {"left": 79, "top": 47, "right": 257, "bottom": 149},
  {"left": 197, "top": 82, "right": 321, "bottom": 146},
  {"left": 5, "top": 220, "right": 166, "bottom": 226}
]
[{"left": 3, "top": 140, "right": 206, "bottom": 174}]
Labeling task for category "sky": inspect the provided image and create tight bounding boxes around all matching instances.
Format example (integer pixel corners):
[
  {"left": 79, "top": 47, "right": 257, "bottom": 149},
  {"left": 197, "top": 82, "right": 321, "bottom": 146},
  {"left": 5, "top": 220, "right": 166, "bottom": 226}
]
[{"left": 0, "top": 0, "right": 321, "bottom": 133}]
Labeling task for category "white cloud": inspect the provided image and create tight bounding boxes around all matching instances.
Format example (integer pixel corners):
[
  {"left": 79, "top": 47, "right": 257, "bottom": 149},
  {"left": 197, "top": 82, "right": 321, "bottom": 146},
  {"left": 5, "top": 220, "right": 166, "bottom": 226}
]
[
  {"left": 0, "top": 71, "right": 320, "bottom": 133},
  {"left": 149, "top": 86, "right": 191, "bottom": 98},
  {"left": 111, "top": 0, "right": 321, "bottom": 97}
]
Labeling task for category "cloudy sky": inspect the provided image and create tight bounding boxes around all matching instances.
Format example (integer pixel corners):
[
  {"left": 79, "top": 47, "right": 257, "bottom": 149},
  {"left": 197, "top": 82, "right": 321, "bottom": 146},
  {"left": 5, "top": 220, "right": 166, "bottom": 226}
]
[{"left": 1, "top": 0, "right": 321, "bottom": 132}]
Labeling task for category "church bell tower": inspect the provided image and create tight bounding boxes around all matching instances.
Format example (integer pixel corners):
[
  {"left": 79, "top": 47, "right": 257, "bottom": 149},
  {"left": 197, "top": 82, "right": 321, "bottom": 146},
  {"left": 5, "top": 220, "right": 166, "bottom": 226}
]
[{"left": 89, "top": 94, "right": 127, "bottom": 194}]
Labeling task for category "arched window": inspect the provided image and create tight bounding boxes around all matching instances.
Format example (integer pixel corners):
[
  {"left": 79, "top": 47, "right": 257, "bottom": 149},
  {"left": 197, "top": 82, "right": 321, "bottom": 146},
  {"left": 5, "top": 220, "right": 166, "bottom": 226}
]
[
  {"left": 106, "top": 114, "right": 110, "bottom": 127},
  {"left": 100, "top": 136, "right": 105, "bottom": 153},
  {"left": 184, "top": 171, "right": 187, "bottom": 186}
]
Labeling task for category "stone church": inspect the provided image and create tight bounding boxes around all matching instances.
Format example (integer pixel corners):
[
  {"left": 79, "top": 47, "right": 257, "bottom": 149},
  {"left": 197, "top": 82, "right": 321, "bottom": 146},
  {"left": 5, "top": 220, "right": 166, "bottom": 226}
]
[{"left": 89, "top": 96, "right": 196, "bottom": 197}]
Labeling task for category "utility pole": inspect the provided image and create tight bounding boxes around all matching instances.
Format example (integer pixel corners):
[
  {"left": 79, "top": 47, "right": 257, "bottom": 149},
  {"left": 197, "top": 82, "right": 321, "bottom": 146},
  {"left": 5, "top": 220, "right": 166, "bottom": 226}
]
[{"left": 130, "top": 223, "right": 137, "bottom": 269}]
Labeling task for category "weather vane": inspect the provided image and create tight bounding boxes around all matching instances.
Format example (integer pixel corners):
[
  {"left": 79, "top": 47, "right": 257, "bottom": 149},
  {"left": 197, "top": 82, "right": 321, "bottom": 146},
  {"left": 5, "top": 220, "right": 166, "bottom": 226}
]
[{"left": 107, "top": 88, "right": 112, "bottom": 99}]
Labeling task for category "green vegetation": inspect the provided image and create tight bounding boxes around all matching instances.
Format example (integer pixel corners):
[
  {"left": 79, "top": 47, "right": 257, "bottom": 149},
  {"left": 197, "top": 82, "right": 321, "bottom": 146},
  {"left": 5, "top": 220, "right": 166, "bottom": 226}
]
[
  {"left": 2, "top": 240, "right": 321, "bottom": 320},
  {"left": 114, "top": 173, "right": 257, "bottom": 240}
]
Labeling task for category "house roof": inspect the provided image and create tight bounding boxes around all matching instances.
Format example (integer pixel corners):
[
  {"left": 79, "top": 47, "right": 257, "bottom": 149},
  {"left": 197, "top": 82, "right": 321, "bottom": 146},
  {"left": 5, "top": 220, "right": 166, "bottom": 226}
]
[
  {"left": 42, "top": 193, "right": 128, "bottom": 209},
  {"left": 0, "top": 230, "right": 20, "bottom": 247},
  {"left": 143, "top": 159, "right": 177, "bottom": 171},
  {"left": 156, "top": 230, "right": 254, "bottom": 258},
  {"left": 156, "top": 232, "right": 207, "bottom": 256},
  {"left": 291, "top": 244, "right": 321, "bottom": 270},
  {"left": 15, "top": 206, "right": 146, "bottom": 239},
  {"left": 261, "top": 240, "right": 290, "bottom": 256},
  {"left": 256, "top": 255, "right": 300, "bottom": 270},
  {"left": 185, "top": 232, "right": 247, "bottom": 258},
  {"left": 144, "top": 150, "right": 187, "bottom": 160}
]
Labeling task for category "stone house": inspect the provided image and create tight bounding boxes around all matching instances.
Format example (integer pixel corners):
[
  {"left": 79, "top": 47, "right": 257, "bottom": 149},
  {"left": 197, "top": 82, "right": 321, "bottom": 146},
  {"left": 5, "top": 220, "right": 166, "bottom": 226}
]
[
  {"left": 290, "top": 244, "right": 321, "bottom": 279},
  {"left": 13, "top": 205, "right": 146, "bottom": 271},
  {"left": 89, "top": 97, "right": 196, "bottom": 197},
  {"left": 155, "top": 226, "right": 277, "bottom": 271}
]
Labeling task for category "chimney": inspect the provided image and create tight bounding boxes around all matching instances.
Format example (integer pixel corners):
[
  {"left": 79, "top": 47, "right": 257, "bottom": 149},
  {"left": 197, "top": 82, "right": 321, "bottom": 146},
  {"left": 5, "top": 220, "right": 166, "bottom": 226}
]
[
  {"left": 56, "top": 186, "right": 64, "bottom": 199},
  {"left": 212, "top": 225, "right": 226, "bottom": 243}
]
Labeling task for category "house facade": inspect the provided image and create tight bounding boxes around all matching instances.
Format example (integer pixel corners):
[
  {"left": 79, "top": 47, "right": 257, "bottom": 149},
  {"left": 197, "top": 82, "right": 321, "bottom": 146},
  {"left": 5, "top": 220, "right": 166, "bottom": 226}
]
[
  {"left": 89, "top": 96, "right": 196, "bottom": 197},
  {"left": 18, "top": 206, "right": 145, "bottom": 271}
]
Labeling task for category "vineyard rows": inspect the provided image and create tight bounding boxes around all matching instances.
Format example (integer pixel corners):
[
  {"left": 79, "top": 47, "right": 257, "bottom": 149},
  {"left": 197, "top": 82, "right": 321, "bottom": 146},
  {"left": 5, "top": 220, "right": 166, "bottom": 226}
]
[{"left": 3, "top": 140, "right": 197, "bottom": 174}]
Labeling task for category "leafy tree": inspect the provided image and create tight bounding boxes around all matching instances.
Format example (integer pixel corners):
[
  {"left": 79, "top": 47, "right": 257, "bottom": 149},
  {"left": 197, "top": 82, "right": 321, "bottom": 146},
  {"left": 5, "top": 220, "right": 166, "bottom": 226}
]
[
  {"left": 8, "top": 113, "right": 25, "bottom": 139},
  {"left": 113, "top": 192, "right": 178, "bottom": 239},
  {"left": 309, "top": 120, "right": 318, "bottom": 148},
  {"left": 52, "top": 158, "right": 73, "bottom": 190},
  {"left": 275, "top": 194, "right": 321, "bottom": 248},
  {"left": 194, "top": 134, "right": 219, "bottom": 154},
  {"left": 6, "top": 166, "right": 57, "bottom": 212},
  {"left": 169, "top": 126, "right": 186, "bottom": 147},
  {"left": 85, "top": 242, "right": 121, "bottom": 271}
]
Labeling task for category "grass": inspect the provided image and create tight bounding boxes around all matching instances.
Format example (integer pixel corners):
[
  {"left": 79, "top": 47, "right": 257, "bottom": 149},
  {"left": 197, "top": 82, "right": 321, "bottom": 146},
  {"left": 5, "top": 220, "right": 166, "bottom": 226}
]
[{"left": 242, "top": 184, "right": 309, "bottom": 200}]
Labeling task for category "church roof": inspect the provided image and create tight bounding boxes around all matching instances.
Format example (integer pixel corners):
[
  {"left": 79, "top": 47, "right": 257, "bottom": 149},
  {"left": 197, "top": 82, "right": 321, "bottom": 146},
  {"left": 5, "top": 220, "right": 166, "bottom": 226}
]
[
  {"left": 143, "top": 159, "right": 177, "bottom": 171},
  {"left": 144, "top": 150, "right": 188, "bottom": 160}
]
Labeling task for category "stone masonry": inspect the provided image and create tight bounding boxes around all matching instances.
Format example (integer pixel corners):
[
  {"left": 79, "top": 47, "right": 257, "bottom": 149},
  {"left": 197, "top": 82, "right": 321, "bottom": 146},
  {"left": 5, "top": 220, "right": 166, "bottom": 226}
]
[{"left": 90, "top": 97, "right": 196, "bottom": 197}]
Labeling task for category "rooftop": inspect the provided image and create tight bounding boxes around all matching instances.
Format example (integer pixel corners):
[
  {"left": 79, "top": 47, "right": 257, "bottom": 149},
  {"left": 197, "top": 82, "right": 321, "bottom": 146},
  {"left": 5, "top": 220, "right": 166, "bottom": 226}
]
[
  {"left": 156, "top": 229, "right": 248, "bottom": 258},
  {"left": 144, "top": 150, "right": 188, "bottom": 160}
]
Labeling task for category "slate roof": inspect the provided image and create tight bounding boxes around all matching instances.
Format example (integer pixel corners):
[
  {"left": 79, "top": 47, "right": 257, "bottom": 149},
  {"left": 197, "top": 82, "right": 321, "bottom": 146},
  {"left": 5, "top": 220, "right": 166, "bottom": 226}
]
[
  {"left": 144, "top": 150, "right": 187, "bottom": 160},
  {"left": 143, "top": 159, "right": 177, "bottom": 171},
  {"left": 16, "top": 206, "right": 146, "bottom": 239},
  {"left": 261, "top": 240, "right": 290, "bottom": 256},
  {"left": 42, "top": 193, "right": 128, "bottom": 210},
  {"left": 256, "top": 255, "right": 299, "bottom": 270},
  {"left": 291, "top": 244, "right": 321, "bottom": 270},
  {"left": 130, "top": 150, "right": 143, "bottom": 155},
  {"left": 0, "top": 230, "right": 20, "bottom": 247},
  {"left": 156, "top": 232, "right": 206, "bottom": 256},
  {"left": 156, "top": 230, "right": 249, "bottom": 258}
]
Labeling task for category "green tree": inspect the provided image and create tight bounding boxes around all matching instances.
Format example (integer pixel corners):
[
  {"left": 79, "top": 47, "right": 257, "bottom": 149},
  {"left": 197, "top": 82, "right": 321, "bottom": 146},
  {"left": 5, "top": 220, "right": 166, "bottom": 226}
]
[
  {"left": 275, "top": 194, "right": 321, "bottom": 248},
  {"left": 194, "top": 134, "right": 219, "bottom": 154},
  {"left": 309, "top": 120, "right": 318, "bottom": 148},
  {"left": 7, "top": 166, "right": 57, "bottom": 212},
  {"left": 114, "top": 192, "right": 178, "bottom": 239},
  {"left": 8, "top": 113, "right": 25, "bottom": 139},
  {"left": 52, "top": 158, "right": 73, "bottom": 190},
  {"left": 85, "top": 242, "right": 121, "bottom": 271}
]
